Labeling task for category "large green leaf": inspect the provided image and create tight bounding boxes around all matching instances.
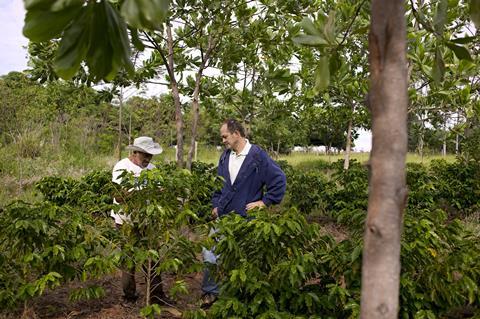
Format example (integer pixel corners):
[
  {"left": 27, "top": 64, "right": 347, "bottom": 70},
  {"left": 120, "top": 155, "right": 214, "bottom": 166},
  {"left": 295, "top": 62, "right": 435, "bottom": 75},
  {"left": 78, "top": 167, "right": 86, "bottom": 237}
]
[
  {"left": 53, "top": 6, "right": 90, "bottom": 79},
  {"left": 323, "top": 10, "right": 336, "bottom": 44},
  {"left": 329, "top": 52, "right": 342, "bottom": 76},
  {"left": 314, "top": 56, "right": 330, "bottom": 94},
  {"left": 434, "top": 0, "right": 448, "bottom": 35},
  {"left": 450, "top": 36, "right": 477, "bottom": 44},
  {"left": 102, "top": 1, "right": 134, "bottom": 80},
  {"left": 432, "top": 47, "right": 445, "bottom": 85},
  {"left": 445, "top": 42, "right": 472, "bottom": 61},
  {"left": 51, "top": 1, "right": 133, "bottom": 81},
  {"left": 469, "top": 0, "right": 480, "bottom": 28},
  {"left": 129, "top": 27, "right": 146, "bottom": 51},
  {"left": 87, "top": 2, "right": 115, "bottom": 81},
  {"left": 121, "top": 0, "right": 170, "bottom": 30},
  {"left": 299, "top": 17, "right": 322, "bottom": 36},
  {"left": 23, "top": 6, "right": 83, "bottom": 41},
  {"left": 292, "top": 35, "right": 328, "bottom": 47},
  {"left": 24, "top": 0, "right": 54, "bottom": 10},
  {"left": 50, "top": 0, "right": 84, "bottom": 12}
]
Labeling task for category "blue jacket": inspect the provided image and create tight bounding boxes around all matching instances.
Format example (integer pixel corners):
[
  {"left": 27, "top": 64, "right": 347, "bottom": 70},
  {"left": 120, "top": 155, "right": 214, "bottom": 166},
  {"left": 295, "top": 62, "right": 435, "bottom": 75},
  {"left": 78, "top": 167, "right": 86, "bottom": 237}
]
[{"left": 212, "top": 144, "right": 287, "bottom": 217}]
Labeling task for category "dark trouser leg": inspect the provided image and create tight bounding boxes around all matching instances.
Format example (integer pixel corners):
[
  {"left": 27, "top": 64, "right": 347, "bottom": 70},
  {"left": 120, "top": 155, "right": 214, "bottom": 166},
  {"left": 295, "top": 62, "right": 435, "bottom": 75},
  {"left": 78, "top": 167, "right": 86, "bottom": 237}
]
[
  {"left": 116, "top": 223, "right": 137, "bottom": 300},
  {"left": 121, "top": 266, "right": 137, "bottom": 300},
  {"left": 201, "top": 266, "right": 219, "bottom": 295},
  {"left": 149, "top": 267, "right": 165, "bottom": 298}
]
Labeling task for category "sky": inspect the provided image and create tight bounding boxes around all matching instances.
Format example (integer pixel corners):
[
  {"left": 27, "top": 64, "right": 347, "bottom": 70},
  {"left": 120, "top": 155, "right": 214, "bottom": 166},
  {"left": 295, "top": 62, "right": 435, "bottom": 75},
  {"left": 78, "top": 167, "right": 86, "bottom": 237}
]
[
  {"left": 0, "top": 0, "right": 371, "bottom": 151},
  {"left": 0, "top": 0, "right": 28, "bottom": 75}
]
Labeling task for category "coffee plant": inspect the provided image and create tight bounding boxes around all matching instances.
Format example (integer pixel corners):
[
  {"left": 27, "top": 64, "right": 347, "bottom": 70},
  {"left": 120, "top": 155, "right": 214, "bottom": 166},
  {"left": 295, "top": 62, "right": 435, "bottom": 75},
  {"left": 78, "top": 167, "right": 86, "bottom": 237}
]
[
  {"left": 204, "top": 208, "right": 361, "bottom": 318},
  {"left": 113, "top": 164, "right": 222, "bottom": 309},
  {"left": 1, "top": 159, "right": 479, "bottom": 318},
  {"left": 0, "top": 200, "right": 116, "bottom": 311}
]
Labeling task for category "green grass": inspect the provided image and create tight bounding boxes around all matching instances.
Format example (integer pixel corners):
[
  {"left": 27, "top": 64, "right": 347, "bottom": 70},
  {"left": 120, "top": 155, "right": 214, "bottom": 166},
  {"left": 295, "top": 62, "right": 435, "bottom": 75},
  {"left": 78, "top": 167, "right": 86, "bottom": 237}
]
[
  {"left": 278, "top": 151, "right": 456, "bottom": 170},
  {"left": 0, "top": 141, "right": 460, "bottom": 207},
  {"left": 158, "top": 144, "right": 221, "bottom": 165}
]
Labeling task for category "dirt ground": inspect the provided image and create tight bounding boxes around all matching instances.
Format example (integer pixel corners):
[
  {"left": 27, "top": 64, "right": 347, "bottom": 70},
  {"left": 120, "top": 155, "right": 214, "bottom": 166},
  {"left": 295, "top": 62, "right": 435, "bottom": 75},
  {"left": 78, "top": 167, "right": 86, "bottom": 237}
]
[{"left": 1, "top": 271, "right": 205, "bottom": 319}]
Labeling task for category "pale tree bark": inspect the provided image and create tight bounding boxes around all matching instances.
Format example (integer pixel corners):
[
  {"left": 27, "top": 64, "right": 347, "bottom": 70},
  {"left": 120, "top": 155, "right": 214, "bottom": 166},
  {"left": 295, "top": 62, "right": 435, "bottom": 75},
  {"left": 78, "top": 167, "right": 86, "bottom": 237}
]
[
  {"left": 442, "top": 111, "right": 448, "bottom": 156},
  {"left": 455, "top": 109, "right": 460, "bottom": 154},
  {"left": 343, "top": 102, "right": 355, "bottom": 170},
  {"left": 360, "top": 1, "right": 408, "bottom": 318},
  {"left": 418, "top": 117, "right": 424, "bottom": 161},
  {"left": 115, "top": 88, "right": 123, "bottom": 161},
  {"left": 166, "top": 25, "right": 185, "bottom": 168},
  {"left": 186, "top": 35, "right": 216, "bottom": 170},
  {"left": 143, "top": 26, "right": 185, "bottom": 167}
]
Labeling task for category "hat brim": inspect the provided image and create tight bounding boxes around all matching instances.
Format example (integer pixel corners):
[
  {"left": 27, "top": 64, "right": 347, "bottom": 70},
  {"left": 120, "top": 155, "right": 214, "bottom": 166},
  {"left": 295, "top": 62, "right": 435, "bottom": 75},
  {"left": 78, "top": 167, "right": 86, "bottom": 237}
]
[{"left": 126, "top": 145, "right": 163, "bottom": 155}]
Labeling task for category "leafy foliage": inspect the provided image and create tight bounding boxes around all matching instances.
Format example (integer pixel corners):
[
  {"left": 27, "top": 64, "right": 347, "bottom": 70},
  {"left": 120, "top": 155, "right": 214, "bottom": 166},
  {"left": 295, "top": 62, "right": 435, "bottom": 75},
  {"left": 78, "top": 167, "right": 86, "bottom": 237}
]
[
  {"left": 204, "top": 158, "right": 480, "bottom": 318},
  {"left": 22, "top": 0, "right": 171, "bottom": 80},
  {"left": 208, "top": 208, "right": 360, "bottom": 318},
  {"left": 0, "top": 200, "right": 116, "bottom": 309},
  {"left": 35, "top": 170, "right": 116, "bottom": 215}
]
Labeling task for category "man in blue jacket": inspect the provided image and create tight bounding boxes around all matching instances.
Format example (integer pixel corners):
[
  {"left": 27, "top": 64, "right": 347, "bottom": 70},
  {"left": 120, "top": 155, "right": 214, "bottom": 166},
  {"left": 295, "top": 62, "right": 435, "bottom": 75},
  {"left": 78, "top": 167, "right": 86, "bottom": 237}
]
[{"left": 201, "top": 119, "right": 287, "bottom": 307}]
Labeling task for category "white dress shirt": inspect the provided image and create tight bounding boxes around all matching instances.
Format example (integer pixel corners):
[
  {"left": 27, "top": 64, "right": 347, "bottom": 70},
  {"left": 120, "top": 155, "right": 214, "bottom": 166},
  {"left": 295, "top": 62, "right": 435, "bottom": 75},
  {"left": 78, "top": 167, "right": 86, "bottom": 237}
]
[{"left": 229, "top": 140, "right": 251, "bottom": 184}]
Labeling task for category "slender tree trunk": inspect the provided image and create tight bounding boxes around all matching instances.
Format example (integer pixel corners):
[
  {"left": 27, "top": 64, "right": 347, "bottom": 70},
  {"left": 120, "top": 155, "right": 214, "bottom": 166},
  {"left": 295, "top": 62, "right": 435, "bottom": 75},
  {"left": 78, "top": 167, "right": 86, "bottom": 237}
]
[
  {"left": 344, "top": 102, "right": 355, "bottom": 170},
  {"left": 187, "top": 36, "right": 216, "bottom": 170},
  {"left": 418, "top": 117, "right": 425, "bottom": 162},
  {"left": 455, "top": 109, "right": 460, "bottom": 154},
  {"left": 442, "top": 112, "right": 447, "bottom": 156},
  {"left": 116, "top": 88, "right": 123, "bottom": 161},
  {"left": 145, "top": 258, "right": 152, "bottom": 306},
  {"left": 128, "top": 111, "right": 132, "bottom": 145},
  {"left": 167, "top": 25, "right": 184, "bottom": 168},
  {"left": 186, "top": 72, "right": 203, "bottom": 170},
  {"left": 360, "top": 1, "right": 408, "bottom": 318}
]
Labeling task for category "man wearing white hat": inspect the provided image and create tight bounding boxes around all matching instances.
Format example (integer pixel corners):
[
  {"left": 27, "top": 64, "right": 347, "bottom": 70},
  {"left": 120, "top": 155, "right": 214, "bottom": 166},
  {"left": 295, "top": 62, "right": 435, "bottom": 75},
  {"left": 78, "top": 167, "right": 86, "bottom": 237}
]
[{"left": 111, "top": 136, "right": 168, "bottom": 304}]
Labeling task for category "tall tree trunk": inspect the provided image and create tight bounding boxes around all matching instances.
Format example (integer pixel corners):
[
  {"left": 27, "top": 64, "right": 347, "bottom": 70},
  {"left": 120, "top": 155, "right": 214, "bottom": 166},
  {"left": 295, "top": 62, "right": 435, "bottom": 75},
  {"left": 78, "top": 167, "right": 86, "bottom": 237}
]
[
  {"left": 128, "top": 111, "right": 132, "bottom": 145},
  {"left": 167, "top": 25, "right": 184, "bottom": 168},
  {"left": 455, "top": 109, "right": 460, "bottom": 154},
  {"left": 442, "top": 112, "right": 447, "bottom": 156},
  {"left": 360, "top": 1, "right": 408, "bottom": 318},
  {"left": 187, "top": 36, "right": 216, "bottom": 170},
  {"left": 186, "top": 77, "right": 202, "bottom": 170},
  {"left": 344, "top": 102, "right": 355, "bottom": 170},
  {"left": 418, "top": 117, "right": 424, "bottom": 162},
  {"left": 116, "top": 88, "right": 123, "bottom": 161}
]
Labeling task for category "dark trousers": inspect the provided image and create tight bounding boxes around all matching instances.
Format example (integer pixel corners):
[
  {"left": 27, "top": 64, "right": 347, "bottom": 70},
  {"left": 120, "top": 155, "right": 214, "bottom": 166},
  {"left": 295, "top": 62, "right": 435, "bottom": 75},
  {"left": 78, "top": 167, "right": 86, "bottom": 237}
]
[
  {"left": 121, "top": 264, "right": 165, "bottom": 299},
  {"left": 117, "top": 223, "right": 165, "bottom": 299}
]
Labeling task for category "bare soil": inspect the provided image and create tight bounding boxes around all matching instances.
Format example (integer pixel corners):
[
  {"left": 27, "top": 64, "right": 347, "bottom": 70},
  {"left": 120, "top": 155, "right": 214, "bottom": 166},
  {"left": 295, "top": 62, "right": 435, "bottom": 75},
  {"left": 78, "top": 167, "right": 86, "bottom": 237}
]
[{"left": 1, "top": 271, "right": 204, "bottom": 319}]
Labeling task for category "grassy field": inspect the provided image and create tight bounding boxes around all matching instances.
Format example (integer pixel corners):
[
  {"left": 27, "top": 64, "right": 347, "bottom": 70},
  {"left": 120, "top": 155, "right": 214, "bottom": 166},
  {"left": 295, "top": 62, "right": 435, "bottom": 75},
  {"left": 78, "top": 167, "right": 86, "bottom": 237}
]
[{"left": 0, "top": 143, "right": 458, "bottom": 206}]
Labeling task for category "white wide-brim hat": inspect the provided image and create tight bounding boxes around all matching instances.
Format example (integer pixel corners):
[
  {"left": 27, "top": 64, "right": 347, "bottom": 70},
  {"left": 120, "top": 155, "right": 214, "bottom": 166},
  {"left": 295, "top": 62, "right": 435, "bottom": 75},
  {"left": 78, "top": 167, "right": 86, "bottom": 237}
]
[{"left": 126, "top": 136, "right": 163, "bottom": 155}]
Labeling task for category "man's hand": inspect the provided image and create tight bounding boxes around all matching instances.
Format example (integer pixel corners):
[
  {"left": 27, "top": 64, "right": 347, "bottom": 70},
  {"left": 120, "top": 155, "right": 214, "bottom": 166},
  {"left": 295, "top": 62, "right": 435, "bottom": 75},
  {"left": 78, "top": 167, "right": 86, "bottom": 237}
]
[
  {"left": 246, "top": 200, "right": 266, "bottom": 211},
  {"left": 212, "top": 207, "right": 219, "bottom": 219}
]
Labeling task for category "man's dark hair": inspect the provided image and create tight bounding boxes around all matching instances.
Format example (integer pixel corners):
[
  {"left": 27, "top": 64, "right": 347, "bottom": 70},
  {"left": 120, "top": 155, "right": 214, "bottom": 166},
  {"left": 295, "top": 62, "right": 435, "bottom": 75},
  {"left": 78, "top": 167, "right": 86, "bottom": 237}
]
[{"left": 223, "top": 119, "right": 246, "bottom": 137}]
